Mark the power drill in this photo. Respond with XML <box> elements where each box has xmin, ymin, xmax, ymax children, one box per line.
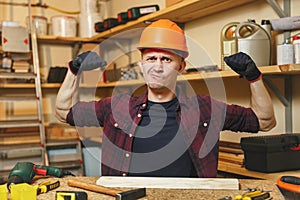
<box><xmin>7</xmin><ymin>162</ymin><xmax>74</xmax><ymax>190</ymax></box>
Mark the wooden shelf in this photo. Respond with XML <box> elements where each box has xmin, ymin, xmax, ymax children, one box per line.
<box><xmin>1</xmin><ymin>65</ymin><xmax>299</xmax><ymax>89</ymax></box>
<box><xmin>35</xmin><ymin>0</ymin><xmax>258</xmax><ymax>44</ymax></box>
<box><xmin>90</xmin><ymin>0</ymin><xmax>258</xmax><ymax>40</ymax></box>
<box><xmin>37</xmin><ymin>35</ymin><xmax>101</xmax><ymax>45</ymax></box>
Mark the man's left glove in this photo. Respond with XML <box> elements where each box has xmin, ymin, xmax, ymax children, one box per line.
<box><xmin>224</xmin><ymin>52</ymin><xmax>262</xmax><ymax>82</ymax></box>
<box><xmin>69</xmin><ymin>51</ymin><xmax>107</xmax><ymax>75</ymax></box>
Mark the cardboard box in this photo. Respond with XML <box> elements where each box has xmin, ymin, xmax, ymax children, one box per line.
<box><xmin>166</xmin><ymin>0</ymin><xmax>184</xmax><ymax>7</ymax></box>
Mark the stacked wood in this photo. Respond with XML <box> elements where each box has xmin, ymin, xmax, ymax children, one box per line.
<box><xmin>218</xmin><ymin>141</ymin><xmax>245</xmax><ymax>170</ymax></box>
<box><xmin>0</xmin><ymin>127</ymin><xmax>40</xmax><ymax>145</ymax></box>
<box><xmin>46</xmin><ymin>123</ymin><xmax>78</xmax><ymax>142</ymax></box>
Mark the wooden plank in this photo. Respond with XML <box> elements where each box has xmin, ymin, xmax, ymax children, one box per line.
<box><xmin>96</xmin><ymin>176</ymin><xmax>239</xmax><ymax>190</ymax></box>
<box><xmin>219</xmin><ymin>152</ymin><xmax>244</xmax><ymax>165</ymax></box>
<box><xmin>0</xmin><ymin>136</ymin><xmax>40</xmax><ymax>145</ymax></box>
<box><xmin>219</xmin><ymin>141</ymin><xmax>242</xmax><ymax>149</ymax></box>
<box><xmin>0</xmin><ymin>126</ymin><xmax>39</xmax><ymax>134</ymax></box>
<box><xmin>217</xmin><ymin>160</ymin><xmax>300</xmax><ymax>181</ymax></box>
<box><xmin>219</xmin><ymin>146</ymin><xmax>244</xmax><ymax>155</ymax></box>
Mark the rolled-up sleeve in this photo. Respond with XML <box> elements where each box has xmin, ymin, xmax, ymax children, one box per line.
<box><xmin>223</xmin><ymin>104</ymin><xmax>259</xmax><ymax>133</ymax></box>
<box><xmin>66</xmin><ymin>99</ymin><xmax>110</xmax><ymax>127</ymax></box>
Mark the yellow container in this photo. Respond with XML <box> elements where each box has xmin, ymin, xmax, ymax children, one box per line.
<box><xmin>0</xmin><ymin>184</ymin><xmax>8</xmax><ymax>200</ymax></box>
<box><xmin>11</xmin><ymin>183</ymin><xmax>36</xmax><ymax>200</ymax></box>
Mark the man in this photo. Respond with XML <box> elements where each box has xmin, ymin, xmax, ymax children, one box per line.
<box><xmin>56</xmin><ymin>19</ymin><xmax>276</xmax><ymax>177</ymax></box>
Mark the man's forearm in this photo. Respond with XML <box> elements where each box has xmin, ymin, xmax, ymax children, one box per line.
<box><xmin>250</xmin><ymin>78</ymin><xmax>276</xmax><ymax>131</ymax></box>
<box><xmin>55</xmin><ymin>70</ymin><xmax>80</xmax><ymax>122</ymax></box>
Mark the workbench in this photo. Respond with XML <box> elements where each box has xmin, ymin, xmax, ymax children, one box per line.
<box><xmin>32</xmin><ymin>176</ymin><xmax>283</xmax><ymax>200</ymax></box>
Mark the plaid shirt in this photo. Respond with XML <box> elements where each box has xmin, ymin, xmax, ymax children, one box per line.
<box><xmin>67</xmin><ymin>89</ymin><xmax>259</xmax><ymax>177</ymax></box>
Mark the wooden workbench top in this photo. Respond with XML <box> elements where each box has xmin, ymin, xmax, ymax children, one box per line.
<box><xmin>32</xmin><ymin>176</ymin><xmax>283</xmax><ymax>200</ymax></box>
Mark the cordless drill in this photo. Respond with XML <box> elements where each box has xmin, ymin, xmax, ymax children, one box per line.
<box><xmin>7</xmin><ymin>162</ymin><xmax>74</xmax><ymax>190</ymax></box>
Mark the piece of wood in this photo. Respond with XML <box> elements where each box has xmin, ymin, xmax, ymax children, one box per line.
<box><xmin>0</xmin><ymin>135</ymin><xmax>40</xmax><ymax>145</ymax></box>
<box><xmin>219</xmin><ymin>146</ymin><xmax>244</xmax><ymax>155</ymax></box>
<box><xmin>218</xmin><ymin>152</ymin><xmax>244</xmax><ymax>165</ymax></box>
<box><xmin>68</xmin><ymin>179</ymin><xmax>123</xmax><ymax>196</ymax></box>
<box><xmin>96</xmin><ymin>176</ymin><xmax>239</xmax><ymax>190</ymax></box>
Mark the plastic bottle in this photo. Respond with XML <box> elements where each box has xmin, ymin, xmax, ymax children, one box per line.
<box><xmin>220</xmin><ymin>22</ymin><xmax>239</xmax><ymax>70</ymax></box>
<box><xmin>261</xmin><ymin>19</ymin><xmax>272</xmax><ymax>39</ymax></box>
<box><xmin>235</xmin><ymin>20</ymin><xmax>271</xmax><ymax>66</ymax></box>
<box><xmin>293</xmin><ymin>35</ymin><xmax>300</xmax><ymax>64</ymax></box>
<box><xmin>277</xmin><ymin>39</ymin><xmax>294</xmax><ymax>65</ymax></box>
<box><xmin>2</xmin><ymin>52</ymin><xmax>13</xmax><ymax>72</ymax></box>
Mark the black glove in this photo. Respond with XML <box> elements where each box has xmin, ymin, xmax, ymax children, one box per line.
<box><xmin>69</xmin><ymin>51</ymin><xmax>107</xmax><ymax>75</ymax></box>
<box><xmin>224</xmin><ymin>52</ymin><xmax>261</xmax><ymax>82</ymax></box>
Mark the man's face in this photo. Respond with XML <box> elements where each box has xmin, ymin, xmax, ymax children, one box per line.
<box><xmin>140</xmin><ymin>48</ymin><xmax>185</xmax><ymax>90</ymax></box>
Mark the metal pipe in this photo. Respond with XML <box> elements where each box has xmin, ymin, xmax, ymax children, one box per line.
<box><xmin>266</xmin><ymin>0</ymin><xmax>286</xmax><ymax>18</ymax></box>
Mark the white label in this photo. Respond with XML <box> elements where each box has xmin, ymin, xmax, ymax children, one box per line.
<box><xmin>140</xmin><ymin>7</ymin><xmax>157</xmax><ymax>14</ymax></box>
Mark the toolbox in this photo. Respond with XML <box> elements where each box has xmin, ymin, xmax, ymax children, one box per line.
<box><xmin>240</xmin><ymin>133</ymin><xmax>300</xmax><ymax>173</ymax></box>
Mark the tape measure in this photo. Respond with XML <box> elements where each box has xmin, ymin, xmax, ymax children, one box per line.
<box><xmin>56</xmin><ymin>191</ymin><xmax>87</xmax><ymax>200</ymax></box>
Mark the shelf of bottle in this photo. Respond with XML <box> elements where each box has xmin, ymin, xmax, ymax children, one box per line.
<box><xmin>0</xmin><ymin>65</ymin><xmax>299</xmax><ymax>89</ymax></box>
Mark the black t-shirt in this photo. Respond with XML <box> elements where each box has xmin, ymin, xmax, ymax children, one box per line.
<box><xmin>128</xmin><ymin>98</ymin><xmax>197</xmax><ymax>177</ymax></box>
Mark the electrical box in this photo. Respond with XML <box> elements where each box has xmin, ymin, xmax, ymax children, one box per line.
<box><xmin>1</xmin><ymin>26</ymin><xmax>30</xmax><ymax>53</ymax></box>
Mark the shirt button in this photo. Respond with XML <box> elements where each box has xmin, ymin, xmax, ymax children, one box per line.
<box><xmin>203</xmin><ymin>122</ymin><xmax>208</xmax><ymax>127</ymax></box>
<box><xmin>129</xmin><ymin>134</ymin><xmax>133</xmax><ymax>137</ymax></box>
<box><xmin>137</xmin><ymin>113</ymin><xmax>142</xmax><ymax>118</ymax></box>
<box><xmin>114</xmin><ymin>123</ymin><xmax>118</xmax><ymax>127</ymax></box>
<box><xmin>122</xmin><ymin>173</ymin><xmax>127</xmax><ymax>176</ymax></box>
<box><xmin>125</xmin><ymin>153</ymin><xmax>130</xmax><ymax>157</ymax></box>
<box><xmin>142</xmin><ymin>103</ymin><xmax>146</xmax><ymax>107</ymax></box>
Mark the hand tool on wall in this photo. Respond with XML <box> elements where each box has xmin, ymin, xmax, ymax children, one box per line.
<box><xmin>7</xmin><ymin>162</ymin><xmax>74</xmax><ymax>190</ymax></box>
<box><xmin>68</xmin><ymin>179</ymin><xmax>146</xmax><ymax>200</ymax></box>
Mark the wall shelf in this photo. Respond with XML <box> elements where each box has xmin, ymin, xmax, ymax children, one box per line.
<box><xmin>1</xmin><ymin>65</ymin><xmax>299</xmax><ymax>89</ymax></box>
<box><xmin>33</xmin><ymin>0</ymin><xmax>258</xmax><ymax>44</ymax></box>
<box><xmin>90</xmin><ymin>0</ymin><xmax>259</xmax><ymax>40</ymax></box>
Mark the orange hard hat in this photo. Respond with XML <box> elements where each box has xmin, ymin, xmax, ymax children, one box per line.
<box><xmin>137</xmin><ymin>19</ymin><xmax>189</xmax><ymax>58</ymax></box>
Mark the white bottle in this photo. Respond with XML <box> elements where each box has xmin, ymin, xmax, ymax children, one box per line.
<box><xmin>293</xmin><ymin>36</ymin><xmax>300</xmax><ymax>64</ymax></box>
<box><xmin>277</xmin><ymin>39</ymin><xmax>294</xmax><ymax>65</ymax></box>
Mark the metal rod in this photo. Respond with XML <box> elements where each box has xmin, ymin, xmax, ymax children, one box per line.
<box><xmin>285</xmin><ymin>76</ymin><xmax>293</xmax><ymax>133</ymax></box>
<box><xmin>0</xmin><ymin>1</ymin><xmax>45</xmax><ymax>7</ymax></box>
<box><xmin>265</xmin><ymin>0</ymin><xmax>286</xmax><ymax>18</ymax></box>
<box><xmin>283</xmin><ymin>0</ymin><xmax>291</xmax><ymax>41</ymax></box>
<box><xmin>263</xmin><ymin>76</ymin><xmax>289</xmax><ymax>106</ymax></box>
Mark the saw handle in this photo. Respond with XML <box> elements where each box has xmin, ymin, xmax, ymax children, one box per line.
<box><xmin>67</xmin><ymin>179</ymin><xmax>123</xmax><ymax>197</ymax></box>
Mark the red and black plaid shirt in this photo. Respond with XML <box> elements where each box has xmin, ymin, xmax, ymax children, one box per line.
<box><xmin>67</xmin><ymin>89</ymin><xmax>259</xmax><ymax>177</ymax></box>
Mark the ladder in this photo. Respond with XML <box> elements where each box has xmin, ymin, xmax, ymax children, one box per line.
<box><xmin>0</xmin><ymin>3</ymin><xmax>46</xmax><ymax>174</ymax></box>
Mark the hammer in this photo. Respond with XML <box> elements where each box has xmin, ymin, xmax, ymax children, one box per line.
<box><xmin>67</xmin><ymin>179</ymin><xmax>146</xmax><ymax>200</ymax></box>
